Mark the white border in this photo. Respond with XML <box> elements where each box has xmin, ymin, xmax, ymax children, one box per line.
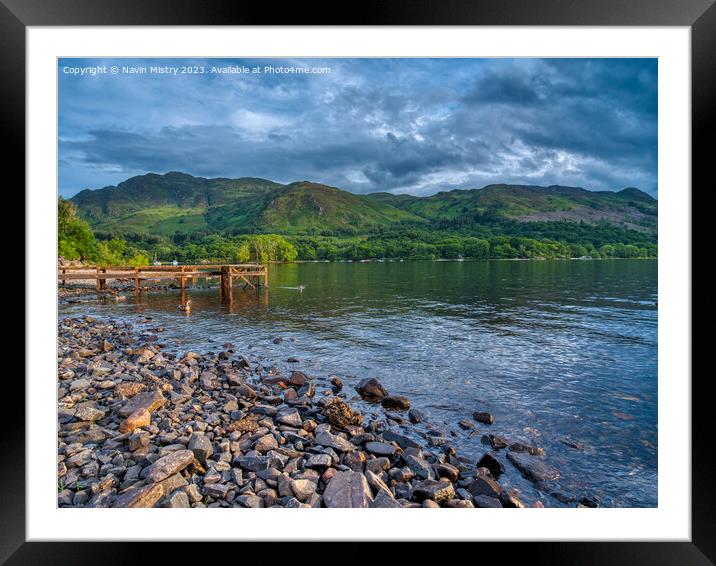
<box><xmin>27</xmin><ymin>26</ymin><xmax>691</xmax><ymax>541</ymax></box>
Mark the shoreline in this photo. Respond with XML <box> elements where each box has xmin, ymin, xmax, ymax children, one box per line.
<box><xmin>57</xmin><ymin>315</ymin><xmax>594</xmax><ymax>509</ymax></box>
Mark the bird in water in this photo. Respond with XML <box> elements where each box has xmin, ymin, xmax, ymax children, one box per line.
<box><xmin>297</xmin><ymin>285</ymin><xmax>305</xmax><ymax>292</ymax></box>
<box><xmin>178</xmin><ymin>299</ymin><xmax>192</xmax><ymax>312</ymax></box>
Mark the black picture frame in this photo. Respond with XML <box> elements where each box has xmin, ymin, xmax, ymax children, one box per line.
<box><xmin>6</xmin><ymin>0</ymin><xmax>707</xmax><ymax>561</ymax></box>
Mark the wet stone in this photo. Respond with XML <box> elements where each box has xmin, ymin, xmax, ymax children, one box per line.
<box><xmin>481</xmin><ymin>433</ymin><xmax>509</xmax><ymax>450</ymax></box>
<box><xmin>355</xmin><ymin>378</ymin><xmax>388</xmax><ymax>400</ymax></box>
<box><xmin>476</xmin><ymin>453</ymin><xmax>505</xmax><ymax>478</ymax></box>
<box><xmin>473</xmin><ymin>411</ymin><xmax>494</xmax><ymax>425</ymax></box>
<box><xmin>381</xmin><ymin>396</ymin><xmax>411</xmax><ymax>410</ymax></box>
<box><xmin>404</xmin><ymin>454</ymin><xmax>434</xmax><ymax>480</ymax></box>
<box><xmin>467</xmin><ymin>468</ymin><xmax>502</xmax><ymax>499</ymax></box>
<box><xmin>507</xmin><ymin>451</ymin><xmax>560</xmax><ymax>483</ymax></box>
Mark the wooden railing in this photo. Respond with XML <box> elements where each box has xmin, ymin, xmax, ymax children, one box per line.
<box><xmin>58</xmin><ymin>263</ymin><xmax>268</xmax><ymax>292</ymax></box>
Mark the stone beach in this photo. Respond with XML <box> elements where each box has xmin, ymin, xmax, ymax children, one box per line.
<box><xmin>57</xmin><ymin>314</ymin><xmax>588</xmax><ymax>509</ymax></box>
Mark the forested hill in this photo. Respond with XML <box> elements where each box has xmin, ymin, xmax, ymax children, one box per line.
<box><xmin>71</xmin><ymin>172</ymin><xmax>657</xmax><ymax>238</ymax></box>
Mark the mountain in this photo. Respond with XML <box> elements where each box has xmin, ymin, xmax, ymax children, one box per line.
<box><xmin>368</xmin><ymin>184</ymin><xmax>656</xmax><ymax>232</ymax></box>
<box><xmin>71</xmin><ymin>172</ymin><xmax>656</xmax><ymax>237</ymax></box>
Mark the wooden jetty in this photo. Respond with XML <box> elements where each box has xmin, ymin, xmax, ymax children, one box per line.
<box><xmin>58</xmin><ymin>264</ymin><xmax>268</xmax><ymax>294</ymax></box>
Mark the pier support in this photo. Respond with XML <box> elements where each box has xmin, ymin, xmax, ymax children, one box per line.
<box><xmin>220</xmin><ymin>266</ymin><xmax>231</xmax><ymax>302</ymax></box>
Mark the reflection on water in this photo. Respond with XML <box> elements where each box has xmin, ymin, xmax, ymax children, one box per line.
<box><xmin>60</xmin><ymin>259</ymin><xmax>658</xmax><ymax>507</ymax></box>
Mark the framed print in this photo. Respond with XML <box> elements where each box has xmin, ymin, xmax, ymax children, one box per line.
<box><xmin>6</xmin><ymin>0</ymin><xmax>709</xmax><ymax>561</ymax></box>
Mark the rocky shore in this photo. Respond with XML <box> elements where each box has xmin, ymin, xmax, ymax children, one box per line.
<box><xmin>58</xmin><ymin>315</ymin><xmax>593</xmax><ymax>509</ymax></box>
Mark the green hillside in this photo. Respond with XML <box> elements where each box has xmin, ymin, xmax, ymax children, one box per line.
<box><xmin>368</xmin><ymin>184</ymin><xmax>657</xmax><ymax>232</ymax></box>
<box><xmin>258</xmin><ymin>182</ymin><xmax>423</xmax><ymax>234</ymax></box>
<box><xmin>71</xmin><ymin>172</ymin><xmax>657</xmax><ymax>238</ymax></box>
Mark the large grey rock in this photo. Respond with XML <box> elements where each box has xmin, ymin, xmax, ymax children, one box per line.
<box><xmin>118</xmin><ymin>389</ymin><xmax>166</xmax><ymax>417</ymax></box>
<box><xmin>481</xmin><ymin>433</ymin><xmax>509</xmax><ymax>450</ymax></box>
<box><xmin>255</xmin><ymin>433</ymin><xmax>279</xmax><ymax>453</ymax></box>
<box><xmin>371</xmin><ymin>489</ymin><xmax>402</xmax><ymax>508</ymax></box>
<box><xmin>315</xmin><ymin>431</ymin><xmax>356</xmax><ymax>453</ymax></box>
<box><xmin>305</xmin><ymin>453</ymin><xmax>332</xmax><ymax>471</ymax></box>
<box><xmin>291</xmin><ymin>479</ymin><xmax>317</xmax><ymax>502</ymax></box>
<box><xmin>473</xmin><ymin>494</ymin><xmax>503</xmax><ymax>508</ymax></box>
<box><xmin>162</xmin><ymin>490</ymin><xmax>190</xmax><ymax>508</ymax></box>
<box><xmin>187</xmin><ymin>433</ymin><xmax>213</xmax><ymax>466</ymax></box>
<box><xmin>113</xmin><ymin>483</ymin><xmax>164</xmax><ymax>508</ymax></box>
<box><xmin>476</xmin><ymin>453</ymin><xmax>505</xmax><ymax>478</ymax></box>
<box><xmin>404</xmin><ymin>454</ymin><xmax>434</xmax><ymax>480</ymax></box>
<box><xmin>381</xmin><ymin>395</ymin><xmax>410</xmax><ymax>410</ymax></box>
<box><xmin>355</xmin><ymin>378</ymin><xmax>388</xmax><ymax>400</ymax></box>
<box><xmin>236</xmin><ymin>455</ymin><xmax>284</xmax><ymax>472</ymax></box>
<box><xmin>466</xmin><ymin>468</ymin><xmax>502</xmax><ymax>498</ymax></box>
<box><xmin>473</xmin><ymin>411</ymin><xmax>494</xmax><ymax>425</ymax></box>
<box><xmin>507</xmin><ymin>451</ymin><xmax>560</xmax><ymax>483</ymax></box>
<box><xmin>413</xmin><ymin>479</ymin><xmax>455</xmax><ymax>503</ymax></box>
<box><xmin>74</xmin><ymin>404</ymin><xmax>106</xmax><ymax>422</ymax></box>
<box><xmin>323</xmin><ymin>471</ymin><xmax>373</xmax><ymax>508</ymax></box>
<box><xmin>276</xmin><ymin>408</ymin><xmax>302</xmax><ymax>428</ymax></box>
<box><xmin>365</xmin><ymin>441</ymin><xmax>397</xmax><ymax>456</ymax></box>
<box><xmin>383</xmin><ymin>430</ymin><xmax>421</xmax><ymax>450</ymax></box>
<box><xmin>147</xmin><ymin>450</ymin><xmax>195</xmax><ymax>483</ymax></box>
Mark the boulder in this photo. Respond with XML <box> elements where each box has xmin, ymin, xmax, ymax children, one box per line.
<box><xmin>365</xmin><ymin>441</ymin><xmax>398</xmax><ymax>457</ymax></box>
<box><xmin>289</xmin><ymin>371</ymin><xmax>309</xmax><ymax>387</ymax></box>
<box><xmin>322</xmin><ymin>398</ymin><xmax>363</xmax><ymax>428</ymax></box>
<box><xmin>118</xmin><ymin>389</ymin><xmax>166</xmax><ymax>417</ymax></box>
<box><xmin>473</xmin><ymin>411</ymin><xmax>494</xmax><ymax>425</ymax></box>
<box><xmin>473</xmin><ymin>494</ymin><xmax>503</xmax><ymax>508</ymax></box>
<box><xmin>507</xmin><ymin>451</ymin><xmax>560</xmax><ymax>483</ymax></box>
<box><xmin>114</xmin><ymin>382</ymin><xmax>146</xmax><ymax>398</ymax></box>
<box><xmin>276</xmin><ymin>408</ymin><xmax>303</xmax><ymax>428</ymax></box>
<box><xmin>509</xmin><ymin>442</ymin><xmax>545</xmax><ymax>456</ymax></box>
<box><xmin>382</xmin><ymin>430</ymin><xmax>421</xmax><ymax>450</ymax></box>
<box><xmin>323</xmin><ymin>471</ymin><xmax>373</xmax><ymax>508</ymax></box>
<box><xmin>381</xmin><ymin>396</ymin><xmax>410</xmax><ymax>410</ymax></box>
<box><xmin>355</xmin><ymin>378</ymin><xmax>388</xmax><ymax>400</ymax></box>
<box><xmin>74</xmin><ymin>404</ymin><xmax>106</xmax><ymax>422</ymax></box>
<box><xmin>147</xmin><ymin>450</ymin><xmax>195</xmax><ymax>483</ymax></box>
<box><xmin>119</xmin><ymin>408</ymin><xmax>151</xmax><ymax>434</ymax></box>
<box><xmin>413</xmin><ymin>479</ymin><xmax>455</xmax><ymax>503</ymax></box>
<box><xmin>113</xmin><ymin>483</ymin><xmax>164</xmax><ymax>508</ymax></box>
<box><xmin>476</xmin><ymin>453</ymin><xmax>505</xmax><ymax>478</ymax></box>
<box><xmin>481</xmin><ymin>433</ymin><xmax>508</xmax><ymax>450</ymax></box>
<box><xmin>187</xmin><ymin>433</ymin><xmax>213</xmax><ymax>466</ymax></box>
<box><xmin>371</xmin><ymin>489</ymin><xmax>402</xmax><ymax>508</ymax></box>
<box><xmin>466</xmin><ymin>468</ymin><xmax>502</xmax><ymax>499</ymax></box>
<box><xmin>315</xmin><ymin>430</ymin><xmax>356</xmax><ymax>453</ymax></box>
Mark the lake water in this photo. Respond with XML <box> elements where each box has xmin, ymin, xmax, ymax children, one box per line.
<box><xmin>59</xmin><ymin>259</ymin><xmax>658</xmax><ymax>507</ymax></box>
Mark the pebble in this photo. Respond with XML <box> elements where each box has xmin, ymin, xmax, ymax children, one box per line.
<box><xmin>56</xmin><ymin>316</ymin><xmax>562</xmax><ymax>510</ymax></box>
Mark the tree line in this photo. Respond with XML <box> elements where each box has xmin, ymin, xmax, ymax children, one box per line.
<box><xmin>59</xmin><ymin>198</ymin><xmax>657</xmax><ymax>265</ymax></box>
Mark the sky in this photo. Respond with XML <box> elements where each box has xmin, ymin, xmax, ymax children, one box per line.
<box><xmin>58</xmin><ymin>58</ymin><xmax>657</xmax><ymax>198</ymax></box>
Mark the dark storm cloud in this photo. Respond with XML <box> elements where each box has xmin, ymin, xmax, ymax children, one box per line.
<box><xmin>58</xmin><ymin>58</ymin><xmax>657</xmax><ymax>197</ymax></box>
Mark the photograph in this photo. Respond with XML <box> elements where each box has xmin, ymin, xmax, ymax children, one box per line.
<box><xmin>56</xmin><ymin>56</ymin><xmax>659</xmax><ymax>510</ymax></box>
